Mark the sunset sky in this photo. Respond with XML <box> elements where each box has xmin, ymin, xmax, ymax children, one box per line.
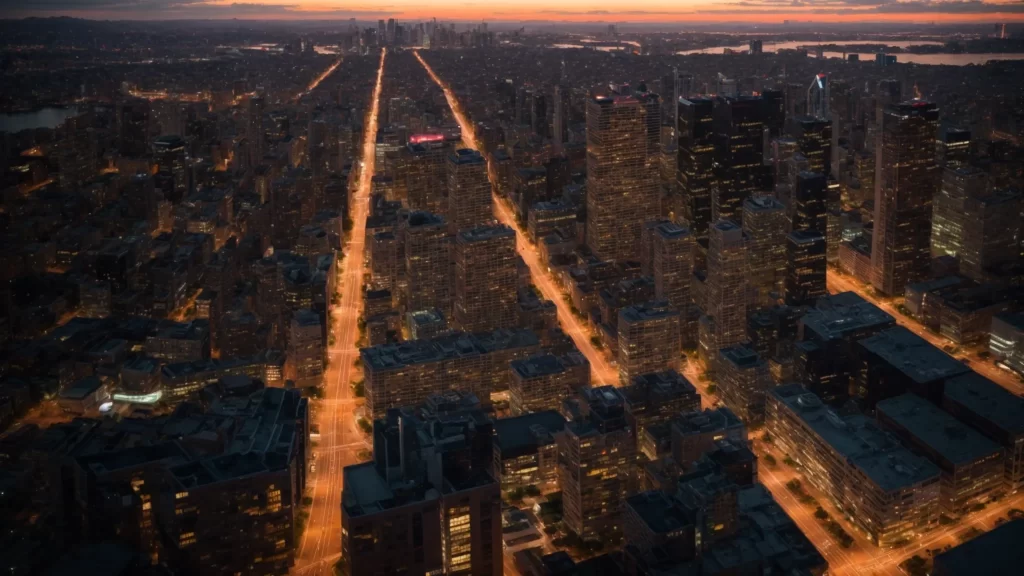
<box><xmin>3</xmin><ymin>0</ymin><xmax>1024</xmax><ymax>23</ymax></box>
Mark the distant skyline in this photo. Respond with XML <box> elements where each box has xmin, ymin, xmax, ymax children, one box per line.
<box><xmin>3</xmin><ymin>0</ymin><xmax>1024</xmax><ymax>24</ymax></box>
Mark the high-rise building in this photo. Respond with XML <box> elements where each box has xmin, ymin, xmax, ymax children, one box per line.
<box><xmin>712</xmin><ymin>96</ymin><xmax>769</xmax><ymax>225</ymax></box>
<box><xmin>785</xmin><ymin>230</ymin><xmax>827</xmax><ymax>306</ymax></box>
<box><xmin>454</xmin><ymin>225</ymin><xmax>518</xmax><ymax>333</ymax></box>
<box><xmin>248</xmin><ymin>95</ymin><xmax>265</xmax><ymax>165</ymax></box>
<box><xmin>586</xmin><ymin>95</ymin><xmax>660</xmax><ymax>261</ymax></box>
<box><xmin>617</xmin><ymin>301</ymin><xmax>682</xmax><ymax>386</ymax></box>
<box><xmin>806</xmin><ymin>73</ymin><xmax>829</xmax><ymax>119</ymax></box>
<box><xmin>742</xmin><ymin>196</ymin><xmax>787</xmax><ymax>309</ymax></box>
<box><xmin>791</xmin><ymin>170</ymin><xmax>828</xmax><ymax>234</ymax></box>
<box><xmin>509</xmin><ymin>352</ymin><xmax>589</xmax><ymax>415</ymax></box>
<box><xmin>447</xmin><ymin>149</ymin><xmax>493</xmax><ymax>232</ymax></box>
<box><xmin>871</xmin><ymin>101</ymin><xmax>940</xmax><ymax>296</ymax></box>
<box><xmin>717</xmin><ymin>345</ymin><xmax>773</xmax><ymax>426</ymax></box>
<box><xmin>936</xmin><ymin>126</ymin><xmax>971</xmax><ymax>169</ymax></box>
<box><xmin>152</xmin><ymin>135</ymin><xmax>189</xmax><ymax>200</ymax></box>
<box><xmin>676</xmin><ymin>97</ymin><xmax>716</xmax><ymax>236</ymax></box>
<box><xmin>557</xmin><ymin>386</ymin><xmax>635</xmax><ymax>543</ymax></box>
<box><xmin>652</xmin><ymin>222</ymin><xmax>694</xmax><ymax>313</ymax></box>
<box><xmin>341</xmin><ymin>393</ymin><xmax>501</xmax><ymax>576</ymax></box>
<box><xmin>402</xmin><ymin>137</ymin><xmax>449</xmax><ymax>216</ymax></box>
<box><xmin>621</xmin><ymin>370</ymin><xmax>701</xmax><ymax>455</ymax></box>
<box><xmin>701</xmin><ymin>220</ymin><xmax>748</xmax><ymax>362</ymax></box>
<box><xmin>288</xmin><ymin>309</ymin><xmax>324</xmax><ymax>388</ymax></box>
<box><xmin>401</xmin><ymin>211</ymin><xmax>452</xmax><ymax>316</ymax></box>
<box><xmin>791</xmin><ymin>116</ymin><xmax>832</xmax><ymax>177</ymax></box>
<box><xmin>960</xmin><ymin>187</ymin><xmax>1022</xmax><ymax>282</ymax></box>
<box><xmin>553</xmin><ymin>83</ymin><xmax>571</xmax><ymax>154</ymax></box>
<box><xmin>931</xmin><ymin>166</ymin><xmax>988</xmax><ymax>260</ymax></box>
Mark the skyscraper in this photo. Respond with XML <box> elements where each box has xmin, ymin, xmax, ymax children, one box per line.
<box><xmin>454</xmin><ymin>225</ymin><xmax>518</xmax><ymax>333</ymax></box>
<box><xmin>742</xmin><ymin>196</ymin><xmax>787</xmax><ymax>309</ymax></box>
<box><xmin>402</xmin><ymin>137</ymin><xmax>449</xmax><ymax>216</ymax></box>
<box><xmin>702</xmin><ymin>220</ymin><xmax>748</xmax><ymax>363</ymax></box>
<box><xmin>792</xmin><ymin>170</ymin><xmax>828</xmax><ymax>235</ymax></box>
<box><xmin>786</xmin><ymin>230</ymin><xmax>827</xmax><ymax>306</ymax></box>
<box><xmin>871</xmin><ymin>101</ymin><xmax>940</xmax><ymax>296</ymax></box>
<box><xmin>712</xmin><ymin>96</ymin><xmax>770</xmax><ymax>225</ymax></box>
<box><xmin>447</xmin><ymin>149</ymin><xmax>493</xmax><ymax>232</ymax></box>
<box><xmin>931</xmin><ymin>166</ymin><xmax>988</xmax><ymax>259</ymax></box>
<box><xmin>791</xmin><ymin>116</ymin><xmax>832</xmax><ymax>177</ymax></box>
<box><xmin>676</xmin><ymin>97</ymin><xmax>716</xmax><ymax>236</ymax></box>
<box><xmin>586</xmin><ymin>95</ymin><xmax>660</xmax><ymax>261</ymax></box>
<box><xmin>807</xmin><ymin>73</ymin><xmax>830</xmax><ymax>119</ymax></box>
<box><xmin>652</xmin><ymin>222</ymin><xmax>694</xmax><ymax>314</ymax></box>
<box><xmin>617</xmin><ymin>301</ymin><xmax>681</xmax><ymax>386</ymax></box>
<box><xmin>402</xmin><ymin>211</ymin><xmax>452</xmax><ymax>316</ymax></box>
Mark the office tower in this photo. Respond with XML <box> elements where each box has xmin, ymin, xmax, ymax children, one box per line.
<box><xmin>871</xmin><ymin>101</ymin><xmax>940</xmax><ymax>296</ymax></box>
<box><xmin>341</xmin><ymin>394</ymin><xmax>501</xmax><ymax>576</ymax></box>
<box><xmin>854</xmin><ymin>326</ymin><xmax>970</xmax><ymax>409</ymax></box>
<box><xmin>676</xmin><ymin>97</ymin><xmax>715</xmax><ymax>236</ymax></box>
<box><xmin>716</xmin><ymin>74</ymin><xmax>738</xmax><ymax>98</ymax></box>
<box><xmin>377</xmin><ymin>19</ymin><xmax>385</xmax><ymax>42</ymax></box>
<box><xmin>288</xmin><ymin>309</ymin><xmax>324</xmax><ymax>388</ymax></box>
<box><xmin>586</xmin><ymin>95</ymin><xmax>660</xmax><ymax>261</ymax></box>
<box><xmin>447</xmin><ymin>149</ymin><xmax>493</xmax><ymax>232</ymax></box>
<box><xmin>117</xmin><ymin>98</ymin><xmax>150</xmax><ymax>157</ymax></box>
<box><xmin>402</xmin><ymin>137</ymin><xmax>449</xmax><ymax>216</ymax></box>
<box><xmin>531</xmin><ymin>91</ymin><xmax>548</xmax><ymax>138</ymax></box>
<box><xmin>742</xmin><ymin>196</ymin><xmax>787</xmax><ymax>308</ymax></box>
<box><xmin>454</xmin><ymin>225</ymin><xmax>518</xmax><ymax>333</ymax></box>
<box><xmin>617</xmin><ymin>301</ymin><xmax>681</xmax><ymax>386</ymax></box>
<box><xmin>675</xmin><ymin>70</ymin><xmax>693</xmax><ymax>108</ymax></box>
<box><xmin>877</xmin><ymin>393</ymin><xmax>1004</xmax><ymax>514</ymax></box>
<box><xmin>557</xmin><ymin>386</ymin><xmax>635</xmax><ymax>543</ymax></box>
<box><xmin>749</xmin><ymin>39</ymin><xmax>763</xmax><ymax>54</ymax></box>
<box><xmin>368</xmin><ymin>231</ymin><xmax>399</xmax><ymax>291</ymax></box>
<box><xmin>875</xmin><ymin>79</ymin><xmax>902</xmax><ymax>125</ymax></box>
<box><xmin>791</xmin><ymin>116</ymin><xmax>832</xmax><ymax>176</ymax></box>
<box><xmin>386</xmin><ymin>18</ymin><xmax>395</xmax><ymax>43</ymax></box>
<box><xmin>931</xmin><ymin>166</ymin><xmax>988</xmax><ymax>259</ymax></box>
<box><xmin>553</xmin><ymin>84</ymin><xmax>570</xmax><ymax>154</ymax></box>
<box><xmin>936</xmin><ymin>126</ymin><xmax>971</xmax><ymax>169</ymax></box>
<box><xmin>401</xmin><ymin>211</ymin><xmax>452</xmax><ymax>316</ymax></box>
<box><xmin>712</xmin><ymin>96</ymin><xmax>769</xmax><ymax>225</ymax></box>
<box><xmin>248</xmin><ymin>95</ymin><xmax>265</xmax><ymax>165</ymax></box>
<box><xmin>766</xmin><ymin>384</ymin><xmax>940</xmax><ymax>547</ymax></box>
<box><xmin>509</xmin><ymin>353</ymin><xmax>589</xmax><ymax>415</ymax></box>
<box><xmin>702</xmin><ymin>220</ymin><xmax>747</xmax><ymax>360</ymax></box>
<box><xmin>791</xmin><ymin>171</ymin><xmax>828</xmax><ymax>234</ymax></box>
<box><xmin>785</xmin><ymin>230</ymin><xmax>827</xmax><ymax>306</ymax></box>
<box><xmin>637</xmin><ymin>90</ymin><xmax>662</xmax><ymax>159</ymax></box>
<box><xmin>717</xmin><ymin>345</ymin><xmax>772</xmax><ymax>426</ymax></box>
<box><xmin>960</xmin><ymin>187</ymin><xmax>1022</xmax><ymax>282</ymax></box>
<box><xmin>652</xmin><ymin>222</ymin><xmax>693</xmax><ymax>313</ymax></box>
<box><xmin>761</xmin><ymin>88</ymin><xmax>785</xmax><ymax>138</ymax></box>
<box><xmin>152</xmin><ymin>135</ymin><xmax>189</xmax><ymax>200</ymax></box>
<box><xmin>806</xmin><ymin>73</ymin><xmax>829</xmax><ymax>119</ymax></box>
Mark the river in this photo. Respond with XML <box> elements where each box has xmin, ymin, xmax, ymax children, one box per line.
<box><xmin>0</xmin><ymin>106</ymin><xmax>78</xmax><ymax>133</ymax></box>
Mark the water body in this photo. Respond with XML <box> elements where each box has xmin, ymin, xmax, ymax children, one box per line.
<box><xmin>676</xmin><ymin>41</ymin><xmax>1024</xmax><ymax>66</ymax></box>
<box><xmin>0</xmin><ymin>106</ymin><xmax>78</xmax><ymax>133</ymax></box>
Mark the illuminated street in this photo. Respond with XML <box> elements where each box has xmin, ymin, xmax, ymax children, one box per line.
<box><xmin>291</xmin><ymin>48</ymin><xmax>386</xmax><ymax>576</ymax></box>
<box><xmin>414</xmin><ymin>50</ymin><xmax>619</xmax><ymax>386</ymax></box>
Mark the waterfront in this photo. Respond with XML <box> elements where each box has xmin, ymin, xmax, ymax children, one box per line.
<box><xmin>677</xmin><ymin>41</ymin><xmax>1024</xmax><ymax>65</ymax></box>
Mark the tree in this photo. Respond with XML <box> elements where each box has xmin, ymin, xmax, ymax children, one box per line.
<box><xmin>357</xmin><ymin>418</ymin><xmax>372</xmax><ymax>434</ymax></box>
<box><xmin>814</xmin><ymin>507</ymin><xmax>829</xmax><ymax>520</ymax></box>
<box><xmin>524</xmin><ymin>485</ymin><xmax>541</xmax><ymax>497</ymax></box>
<box><xmin>900</xmin><ymin>555</ymin><xmax>929</xmax><ymax>576</ymax></box>
<box><xmin>352</xmin><ymin>379</ymin><xmax>365</xmax><ymax>397</ymax></box>
<box><xmin>763</xmin><ymin>454</ymin><xmax>777</xmax><ymax>467</ymax></box>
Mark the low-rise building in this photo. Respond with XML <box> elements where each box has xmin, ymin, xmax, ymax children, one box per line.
<box><xmin>766</xmin><ymin>384</ymin><xmax>940</xmax><ymax>547</ymax></box>
<box><xmin>943</xmin><ymin>372</ymin><xmax>1024</xmax><ymax>489</ymax></box>
<box><xmin>877</xmin><ymin>393</ymin><xmax>1004</xmax><ymax>514</ymax></box>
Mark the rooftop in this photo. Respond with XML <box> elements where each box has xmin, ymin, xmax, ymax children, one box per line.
<box><xmin>772</xmin><ymin>384</ymin><xmax>941</xmax><ymax>492</ymax></box>
<box><xmin>457</xmin><ymin>224</ymin><xmax>515</xmax><ymax>243</ymax></box>
<box><xmin>362</xmin><ymin>329</ymin><xmax>538</xmax><ymax>371</ymax></box>
<box><xmin>511</xmin><ymin>353</ymin><xmax>566</xmax><ymax>379</ymax></box>
<box><xmin>943</xmin><ymin>372</ymin><xmax>1024</xmax><ymax>438</ymax></box>
<box><xmin>857</xmin><ymin>327</ymin><xmax>970</xmax><ymax>384</ymax></box>
<box><xmin>449</xmin><ymin>148</ymin><xmax>485</xmax><ymax>165</ymax></box>
<box><xmin>493</xmin><ymin>410</ymin><xmax>567</xmax><ymax>458</ymax></box>
<box><xmin>619</xmin><ymin>301</ymin><xmax>679</xmax><ymax>324</ymax></box>
<box><xmin>877</xmin><ymin>393</ymin><xmax>1002</xmax><ymax>466</ymax></box>
<box><xmin>626</xmin><ymin>490</ymin><xmax>694</xmax><ymax>535</ymax></box>
<box><xmin>673</xmin><ymin>407</ymin><xmax>745</xmax><ymax>436</ymax></box>
<box><xmin>801</xmin><ymin>291</ymin><xmax>894</xmax><ymax>342</ymax></box>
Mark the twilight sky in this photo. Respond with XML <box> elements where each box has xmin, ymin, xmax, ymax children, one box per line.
<box><xmin>2</xmin><ymin>0</ymin><xmax>1024</xmax><ymax>23</ymax></box>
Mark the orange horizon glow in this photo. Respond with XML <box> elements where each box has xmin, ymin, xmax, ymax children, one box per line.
<box><xmin>17</xmin><ymin>0</ymin><xmax>1024</xmax><ymax>24</ymax></box>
